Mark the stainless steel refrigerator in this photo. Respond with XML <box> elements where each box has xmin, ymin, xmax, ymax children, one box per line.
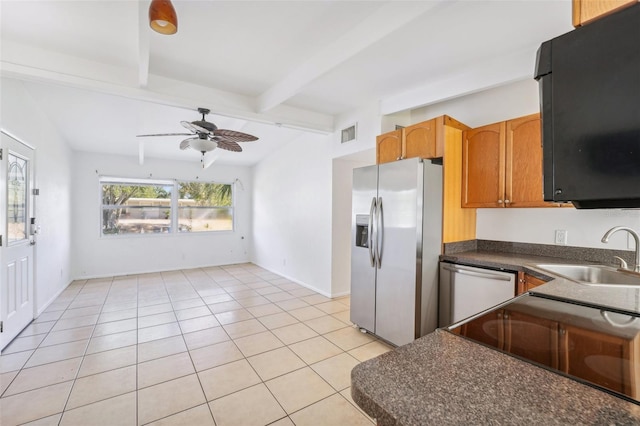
<box><xmin>350</xmin><ymin>157</ymin><xmax>442</xmax><ymax>347</ymax></box>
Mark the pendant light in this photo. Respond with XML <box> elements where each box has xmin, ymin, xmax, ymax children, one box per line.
<box><xmin>149</xmin><ymin>0</ymin><xmax>178</xmax><ymax>35</ymax></box>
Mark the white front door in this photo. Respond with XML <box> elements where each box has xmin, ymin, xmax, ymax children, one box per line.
<box><xmin>0</xmin><ymin>131</ymin><xmax>36</xmax><ymax>351</ymax></box>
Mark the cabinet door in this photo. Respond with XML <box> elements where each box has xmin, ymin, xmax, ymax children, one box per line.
<box><xmin>572</xmin><ymin>0</ymin><xmax>637</xmax><ymax>27</ymax></box>
<box><xmin>403</xmin><ymin>119</ymin><xmax>436</xmax><ymax>160</ymax></box>
<box><xmin>517</xmin><ymin>272</ymin><xmax>548</xmax><ymax>295</ymax></box>
<box><xmin>376</xmin><ymin>130</ymin><xmax>402</xmax><ymax>164</ymax></box>
<box><xmin>462</xmin><ymin>122</ymin><xmax>505</xmax><ymax>207</ymax></box>
<box><xmin>559</xmin><ymin>324</ymin><xmax>634</xmax><ymax>395</ymax></box>
<box><xmin>458</xmin><ymin>310</ymin><xmax>505</xmax><ymax>350</ymax></box>
<box><xmin>504</xmin><ymin>310</ymin><xmax>559</xmax><ymax>369</ymax></box>
<box><xmin>524</xmin><ymin>274</ymin><xmax>548</xmax><ymax>291</ymax></box>
<box><xmin>505</xmin><ymin>114</ymin><xmax>550</xmax><ymax>208</ymax></box>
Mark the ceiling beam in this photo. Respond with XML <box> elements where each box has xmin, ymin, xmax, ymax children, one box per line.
<box><xmin>0</xmin><ymin>40</ymin><xmax>334</xmax><ymax>134</ymax></box>
<box><xmin>379</xmin><ymin>46</ymin><xmax>538</xmax><ymax>115</ymax></box>
<box><xmin>138</xmin><ymin>0</ymin><xmax>150</xmax><ymax>88</ymax></box>
<box><xmin>256</xmin><ymin>0</ymin><xmax>454</xmax><ymax>113</ymax></box>
<box><xmin>203</xmin><ymin>149</ymin><xmax>223</xmax><ymax>169</ymax></box>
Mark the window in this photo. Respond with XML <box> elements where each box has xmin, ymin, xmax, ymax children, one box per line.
<box><xmin>178</xmin><ymin>182</ymin><xmax>233</xmax><ymax>232</ymax></box>
<box><xmin>100</xmin><ymin>177</ymin><xmax>233</xmax><ymax>236</ymax></box>
<box><xmin>101</xmin><ymin>179</ymin><xmax>173</xmax><ymax>235</ymax></box>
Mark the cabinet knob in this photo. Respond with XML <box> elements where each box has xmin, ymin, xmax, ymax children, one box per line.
<box><xmin>504</xmin><ymin>313</ymin><xmax>509</xmax><ymax>319</ymax></box>
<box><xmin>397</xmin><ymin>157</ymin><xmax>402</xmax><ymax>161</ymax></box>
<box><xmin>498</xmin><ymin>200</ymin><xmax>503</xmax><ymax>204</ymax></box>
<box><xmin>559</xmin><ymin>328</ymin><xmax>566</xmax><ymax>335</ymax></box>
<box><xmin>505</xmin><ymin>199</ymin><xmax>510</xmax><ymax>204</ymax></box>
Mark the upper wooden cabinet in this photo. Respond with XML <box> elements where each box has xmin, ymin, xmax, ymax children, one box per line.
<box><xmin>572</xmin><ymin>0</ymin><xmax>637</xmax><ymax>26</ymax></box>
<box><xmin>376</xmin><ymin>116</ymin><xmax>467</xmax><ymax>164</ymax></box>
<box><xmin>462</xmin><ymin>113</ymin><xmax>559</xmax><ymax>208</ymax></box>
<box><xmin>461</xmin><ymin>121</ymin><xmax>505</xmax><ymax>208</ymax></box>
<box><xmin>376</xmin><ymin>129</ymin><xmax>403</xmax><ymax>164</ymax></box>
<box><xmin>376</xmin><ymin>115</ymin><xmax>476</xmax><ymax>244</ymax></box>
<box><xmin>506</xmin><ymin>114</ymin><xmax>547</xmax><ymax>207</ymax></box>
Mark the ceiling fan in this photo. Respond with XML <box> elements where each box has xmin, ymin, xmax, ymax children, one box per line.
<box><xmin>136</xmin><ymin>107</ymin><xmax>258</xmax><ymax>158</ymax></box>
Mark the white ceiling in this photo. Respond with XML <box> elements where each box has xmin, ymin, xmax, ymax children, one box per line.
<box><xmin>0</xmin><ymin>0</ymin><xmax>573</xmax><ymax>166</ymax></box>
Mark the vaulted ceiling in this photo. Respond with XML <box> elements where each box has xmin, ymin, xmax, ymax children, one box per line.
<box><xmin>0</xmin><ymin>1</ymin><xmax>572</xmax><ymax>165</ymax></box>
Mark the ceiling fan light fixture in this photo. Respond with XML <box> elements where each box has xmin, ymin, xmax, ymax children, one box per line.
<box><xmin>149</xmin><ymin>0</ymin><xmax>177</xmax><ymax>35</ymax></box>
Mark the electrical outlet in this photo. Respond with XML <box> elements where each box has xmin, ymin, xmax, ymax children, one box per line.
<box><xmin>555</xmin><ymin>229</ymin><xmax>568</xmax><ymax>245</ymax></box>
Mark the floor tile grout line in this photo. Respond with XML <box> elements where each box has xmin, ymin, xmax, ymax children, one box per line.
<box><xmin>2</xmin><ymin>265</ymin><xmax>369</xmax><ymax>425</ymax></box>
<box><xmin>1</xmin><ymin>278</ymin><xmax>110</xmax><ymax>425</ymax></box>
<box><xmin>57</xmin><ymin>275</ymin><xmax>118</xmax><ymax>421</ymax></box>
<box><xmin>151</xmin><ymin>267</ymin><xmax>218</xmax><ymax>426</ymax></box>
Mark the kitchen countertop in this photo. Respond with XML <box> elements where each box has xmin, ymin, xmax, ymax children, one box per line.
<box><xmin>440</xmin><ymin>249</ymin><xmax>640</xmax><ymax>315</ymax></box>
<box><xmin>352</xmin><ymin>329</ymin><xmax>640</xmax><ymax>425</ymax></box>
<box><xmin>351</xmin><ymin>248</ymin><xmax>640</xmax><ymax>424</ymax></box>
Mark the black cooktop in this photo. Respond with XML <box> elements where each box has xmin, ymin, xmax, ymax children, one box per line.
<box><xmin>446</xmin><ymin>294</ymin><xmax>640</xmax><ymax>405</ymax></box>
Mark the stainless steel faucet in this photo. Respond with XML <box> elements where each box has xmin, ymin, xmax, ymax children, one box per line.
<box><xmin>601</xmin><ymin>226</ymin><xmax>640</xmax><ymax>273</ymax></box>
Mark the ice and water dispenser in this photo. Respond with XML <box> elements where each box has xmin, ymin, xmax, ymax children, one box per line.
<box><xmin>355</xmin><ymin>214</ymin><xmax>369</xmax><ymax>248</ymax></box>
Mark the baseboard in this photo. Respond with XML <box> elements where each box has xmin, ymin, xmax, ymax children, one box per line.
<box><xmin>72</xmin><ymin>260</ymin><xmax>252</xmax><ymax>281</ymax></box>
<box><xmin>250</xmin><ymin>262</ymin><xmax>350</xmax><ymax>299</ymax></box>
<box><xmin>331</xmin><ymin>290</ymin><xmax>351</xmax><ymax>298</ymax></box>
<box><xmin>36</xmin><ymin>279</ymin><xmax>73</xmax><ymax>316</ymax></box>
<box><xmin>70</xmin><ymin>261</ymin><xmax>351</xmax><ymax>300</ymax></box>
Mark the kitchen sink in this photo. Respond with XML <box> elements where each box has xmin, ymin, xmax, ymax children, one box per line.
<box><xmin>534</xmin><ymin>264</ymin><xmax>640</xmax><ymax>286</ymax></box>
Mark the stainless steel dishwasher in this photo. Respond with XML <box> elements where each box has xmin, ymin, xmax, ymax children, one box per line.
<box><xmin>439</xmin><ymin>262</ymin><xmax>516</xmax><ymax>327</ymax></box>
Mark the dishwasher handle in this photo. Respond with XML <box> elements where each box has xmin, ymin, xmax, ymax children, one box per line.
<box><xmin>441</xmin><ymin>264</ymin><xmax>513</xmax><ymax>282</ymax></box>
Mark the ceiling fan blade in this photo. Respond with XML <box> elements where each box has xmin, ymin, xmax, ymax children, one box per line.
<box><xmin>213</xmin><ymin>129</ymin><xmax>258</xmax><ymax>143</ymax></box>
<box><xmin>181</xmin><ymin>121</ymin><xmax>212</xmax><ymax>135</ymax></box>
<box><xmin>137</xmin><ymin>132</ymin><xmax>194</xmax><ymax>137</ymax></box>
<box><xmin>216</xmin><ymin>140</ymin><xmax>243</xmax><ymax>152</ymax></box>
<box><xmin>180</xmin><ymin>137</ymin><xmax>199</xmax><ymax>150</ymax></box>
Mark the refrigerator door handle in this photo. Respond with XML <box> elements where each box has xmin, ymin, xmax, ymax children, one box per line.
<box><xmin>368</xmin><ymin>197</ymin><xmax>377</xmax><ymax>267</ymax></box>
<box><xmin>376</xmin><ymin>197</ymin><xmax>384</xmax><ymax>269</ymax></box>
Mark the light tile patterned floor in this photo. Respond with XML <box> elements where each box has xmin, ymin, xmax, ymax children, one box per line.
<box><xmin>0</xmin><ymin>263</ymin><xmax>393</xmax><ymax>425</ymax></box>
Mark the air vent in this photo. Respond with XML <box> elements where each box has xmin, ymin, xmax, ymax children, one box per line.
<box><xmin>341</xmin><ymin>124</ymin><xmax>357</xmax><ymax>143</ymax></box>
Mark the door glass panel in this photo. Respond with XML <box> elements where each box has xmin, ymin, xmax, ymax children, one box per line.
<box><xmin>7</xmin><ymin>153</ymin><xmax>28</xmax><ymax>243</ymax></box>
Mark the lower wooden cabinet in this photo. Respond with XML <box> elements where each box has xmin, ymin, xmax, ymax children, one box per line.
<box><xmin>559</xmin><ymin>324</ymin><xmax>638</xmax><ymax>396</ymax></box>
<box><xmin>516</xmin><ymin>272</ymin><xmax>549</xmax><ymax>295</ymax></box>
<box><xmin>504</xmin><ymin>309</ymin><xmax>560</xmax><ymax>369</ymax></box>
<box><xmin>457</xmin><ymin>307</ymin><xmax>640</xmax><ymax>398</ymax></box>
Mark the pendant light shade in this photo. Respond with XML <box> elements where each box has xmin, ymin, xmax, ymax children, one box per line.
<box><xmin>149</xmin><ymin>0</ymin><xmax>177</xmax><ymax>35</ymax></box>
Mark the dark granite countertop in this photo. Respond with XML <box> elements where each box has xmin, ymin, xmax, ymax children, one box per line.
<box><xmin>351</xmin><ymin>330</ymin><xmax>640</xmax><ymax>425</ymax></box>
<box><xmin>351</xmin><ymin>241</ymin><xmax>640</xmax><ymax>424</ymax></box>
<box><xmin>440</xmin><ymin>250</ymin><xmax>575</xmax><ymax>278</ymax></box>
<box><xmin>440</xmin><ymin>249</ymin><xmax>640</xmax><ymax>315</ymax></box>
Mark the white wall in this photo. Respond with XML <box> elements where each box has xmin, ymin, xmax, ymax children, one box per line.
<box><xmin>1</xmin><ymin>78</ymin><xmax>73</xmax><ymax>313</ymax></box>
<box><xmin>409</xmin><ymin>78</ymin><xmax>640</xmax><ymax>250</ymax></box>
<box><xmin>331</xmin><ymin>156</ymin><xmax>373</xmax><ymax>296</ymax></box>
<box><xmin>410</xmin><ymin>78</ymin><xmax>540</xmax><ymax>128</ymax></box>
<box><xmin>331</xmin><ymin>103</ymin><xmax>380</xmax><ymax>159</ymax></box>
<box><xmin>252</xmin><ymin>133</ymin><xmax>333</xmax><ymax>295</ymax></box>
<box><xmin>72</xmin><ymin>152</ymin><xmax>252</xmax><ymax>278</ymax></box>
<box><xmin>476</xmin><ymin>209</ymin><xmax>640</xmax><ymax>250</ymax></box>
